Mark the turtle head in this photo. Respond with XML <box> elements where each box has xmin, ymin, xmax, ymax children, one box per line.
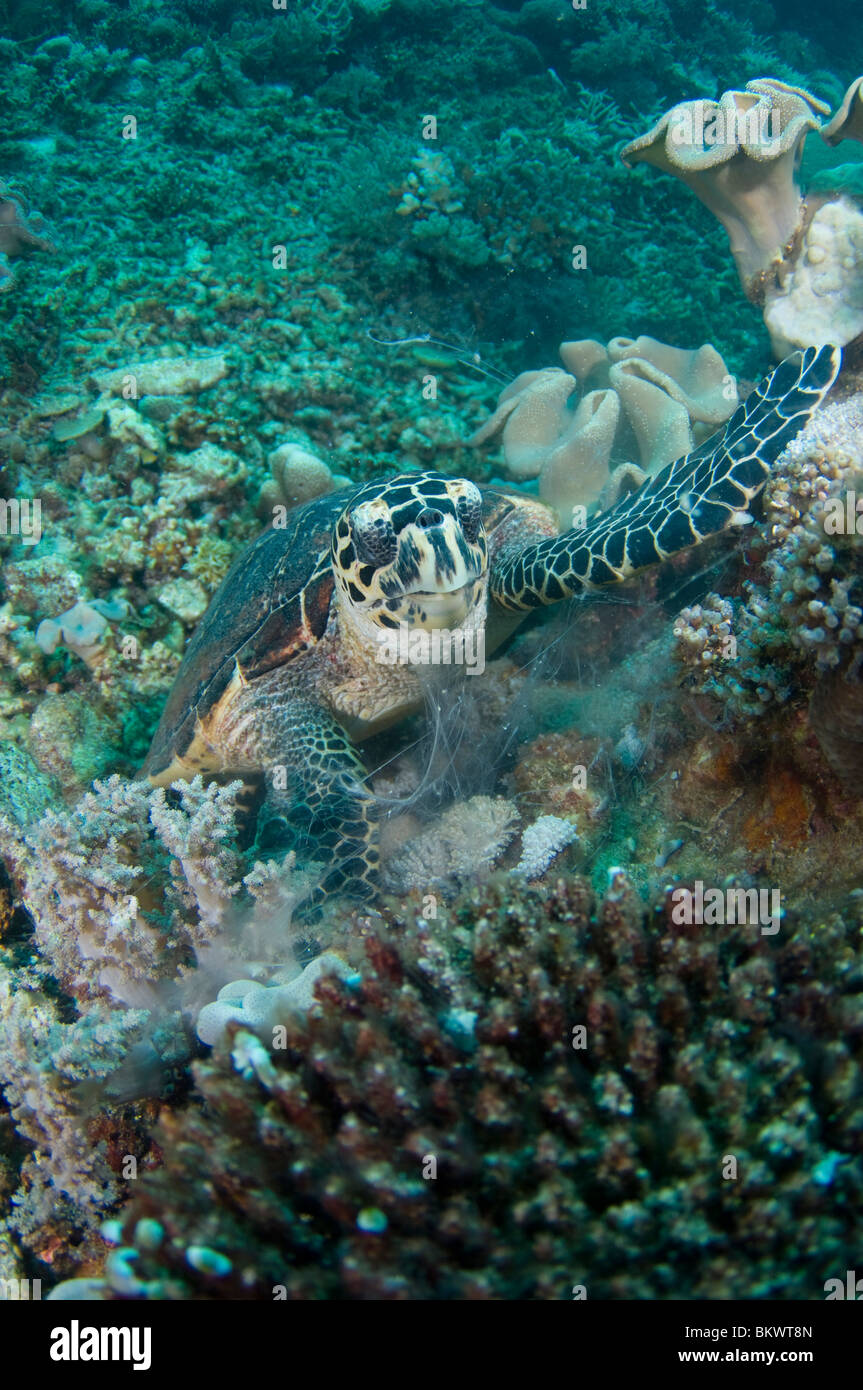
<box><xmin>331</xmin><ymin>472</ymin><xmax>488</xmax><ymax>642</ymax></box>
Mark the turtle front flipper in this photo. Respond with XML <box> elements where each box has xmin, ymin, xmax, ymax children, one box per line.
<box><xmin>238</xmin><ymin>693</ymin><xmax>379</xmax><ymax>903</ymax></box>
<box><xmin>491</xmin><ymin>344</ymin><xmax>842</xmax><ymax>612</ymax></box>
<box><xmin>288</xmin><ymin>707</ymin><xmax>379</xmax><ymax>902</ymax></box>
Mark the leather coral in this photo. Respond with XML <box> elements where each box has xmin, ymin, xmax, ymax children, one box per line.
<box><xmin>469</xmin><ymin>335</ymin><xmax>737</xmax><ymax>527</ymax></box>
<box><xmin>621</xmin><ymin>77</ymin><xmax>863</xmax><ymax>359</ymax></box>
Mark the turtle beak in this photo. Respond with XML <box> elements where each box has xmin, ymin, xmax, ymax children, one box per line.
<box><xmin>403</xmin><ymin>577</ymin><xmax>487</xmax><ymax>630</ymax></box>
<box><xmin>412</xmin><ymin>583</ymin><xmax>474</xmax><ymax>627</ymax></box>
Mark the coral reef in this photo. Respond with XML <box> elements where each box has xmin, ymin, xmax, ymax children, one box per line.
<box><xmin>670</xmin><ymin>386</ymin><xmax>863</xmax><ymax>728</ymax></box>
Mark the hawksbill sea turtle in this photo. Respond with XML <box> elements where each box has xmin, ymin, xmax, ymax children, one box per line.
<box><xmin>143</xmin><ymin>345</ymin><xmax>841</xmax><ymax>899</ymax></box>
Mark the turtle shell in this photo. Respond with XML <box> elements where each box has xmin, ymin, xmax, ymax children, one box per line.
<box><xmin>143</xmin><ymin>487</ymin><xmax>350</xmax><ymax>779</ymax></box>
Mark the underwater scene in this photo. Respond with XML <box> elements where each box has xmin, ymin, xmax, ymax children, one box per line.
<box><xmin>1</xmin><ymin>0</ymin><xmax>863</xmax><ymax>1317</ymax></box>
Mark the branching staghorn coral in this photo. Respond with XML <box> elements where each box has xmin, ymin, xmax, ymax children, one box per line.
<box><xmin>0</xmin><ymin>964</ymin><xmax>150</xmax><ymax>1239</ymax></box>
<box><xmin>0</xmin><ymin>775</ymin><xmax>242</xmax><ymax>1007</ymax></box>
<box><xmin>1</xmin><ymin>773</ymin><xmax>323</xmax><ymax>1008</ymax></box>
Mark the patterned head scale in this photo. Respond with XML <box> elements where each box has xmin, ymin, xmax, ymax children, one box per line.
<box><xmin>331</xmin><ymin>471</ymin><xmax>488</xmax><ymax>633</ymax></box>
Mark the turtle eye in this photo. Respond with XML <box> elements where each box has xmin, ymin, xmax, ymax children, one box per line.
<box><xmin>352</xmin><ymin>513</ymin><xmax>398</xmax><ymax>569</ymax></box>
<box><xmin>456</xmin><ymin>487</ymin><xmax>482</xmax><ymax>544</ymax></box>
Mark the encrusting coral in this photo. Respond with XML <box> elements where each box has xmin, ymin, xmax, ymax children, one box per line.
<box><xmin>763</xmin><ymin>196</ymin><xmax>863</xmax><ymax>361</ymax></box>
<box><xmin>0</xmin><ymin>741</ymin><xmax>58</xmax><ymax>827</ymax></box>
<box><xmin>88</xmin><ymin>354</ymin><xmax>230</xmax><ymax>399</ymax></box>
<box><xmin>809</xmin><ymin>662</ymin><xmax>863</xmax><ymax>788</ymax></box>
